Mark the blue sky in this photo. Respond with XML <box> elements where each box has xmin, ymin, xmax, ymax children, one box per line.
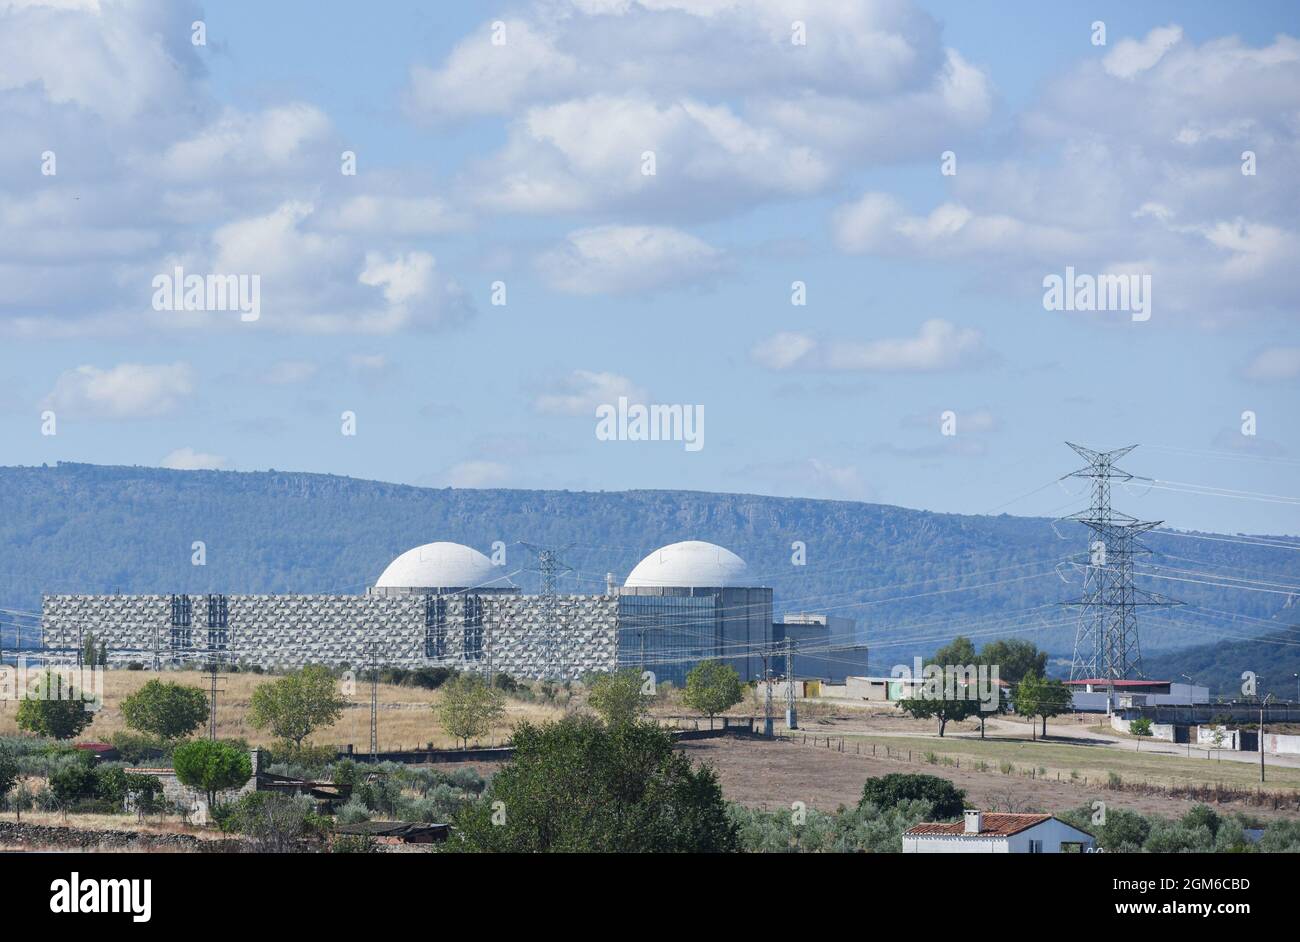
<box><xmin>1</xmin><ymin>0</ymin><xmax>1297</xmax><ymax>535</ymax></box>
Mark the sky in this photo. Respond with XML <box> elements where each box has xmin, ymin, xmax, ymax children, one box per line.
<box><xmin>1</xmin><ymin>0</ymin><xmax>1298</xmax><ymax>536</ymax></box>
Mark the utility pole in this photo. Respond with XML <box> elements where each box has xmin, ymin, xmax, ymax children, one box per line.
<box><xmin>205</xmin><ymin>656</ymin><xmax>226</xmax><ymax>740</ymax></box>
<box><xmin>785</xmin><ymin>639</ymin><xmax>797</xmax><ymax>730</ymax></box>
<box><xmin>1260</xmin><ymin>693</ymin><xmax>1273</xmax><ymax>782</ymax></box>
<box><xmin>761</xmin><ymin>649</ymin><xmax>773</xmax><ymax>737</ymax></box>
<box><xmin>1061</xmin><ymin>443</ymin><xmax>1178</xmax><ymax>712</ymax></box>
<box><xmin>364</xmin><ymin>641</ymin><xmax>380</xmax><ymax>761</ymax></box>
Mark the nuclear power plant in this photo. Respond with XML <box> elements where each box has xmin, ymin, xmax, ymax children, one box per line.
<box><xmin>40</xmin><ymin>539</ymin><xmax>867</xmax><ymax>683</ymax></box>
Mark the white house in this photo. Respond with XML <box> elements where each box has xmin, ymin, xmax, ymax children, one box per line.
<box><xmin>903</xmin><ymin>811</ymin><xmax>1095</xmax><ymax>853</ymax></box>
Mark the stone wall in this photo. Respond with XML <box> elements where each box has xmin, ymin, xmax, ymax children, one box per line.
<box><xmin>42</xmin><ymin>593</ymin><xmax>618</xmax><ymax>679</ymax></box>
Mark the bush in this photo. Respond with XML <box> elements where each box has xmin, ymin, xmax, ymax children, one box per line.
<box><xmin>451</xmin><ymin>717</ymin><xmax>738</xmax><ymax>853</ymax></box>
<box><xmin>1097</xmin><ymin>807</ymin><xmax>1151</xmax><ymax>851</ymax></box>
<box><xmin>331</xmin><ymin>833</ymin><xmax>379</xmax><ymax>854</ymax></box>
<box><xmin>109</xmin><ymin>731</ymin><xmax>166</xmax><ymax>765</ymax></box>
<box><xmin>727</xmin><ymin>799</ymin><xmax>936</xmax><ymax>853</ymax></box>
<box><xmin>859</xmin><ymin>774</ymin><xmax>966</xmax><ymax>819</ymax></box>
<box><xmin>335</xmin><ymin>797</ymin><xmax>372</xmax><ymax>825</ymax></box>
<box><xmin>225</xmin><ymin>792</ymin><xmax>327</xmax><ymax>852</ymax></box>
<box><xmin>49</xmin><ymin>755</ymin><xmax>99</xmax><ymax>805</ymax></box>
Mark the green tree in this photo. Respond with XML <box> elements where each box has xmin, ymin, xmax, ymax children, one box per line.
<box><xmin>859</xmin><ymin>773</ymin><xmax>966</xmax><ymax>819</ymax></box>
<box><xmin>1130</xmin><ymin>716</ymin><xmax>1153</xmax><ymax>751</ymax></box>
<box><xmin>451</xmin><ymin>716</ymin><xmax>738</xmax><ymax>852</ymax></box>
<box><xmin>120</xmin><ymin>679</ymin><xmax>209</xmax><ymax>744</ymax></box>
<box><xmin>978</xmin><ymin>639</ymin><xmax>1048</xmax><ymax>686</ymax></box>
<box><xmin>50</xmin><ymin>754</ymin><xmax>98</xmax><ymax>805</ymax></box>
<box><xmin>436</xmin><ymin>673</ymin><xmax>506</xmax><ymax>748</ymax></box>
<box><xmin>0</xmin><ymin>746</ymin><xmax>16</xmax><ymax>808</ymax></box>
<box><xmin>15</xmin><ymin>671</ymin><xmax>95</xmax><ymax>740</ymax></box>
<box><xmin>682</xmin><ymin>660</ymin><xmax>744</xmax><ymax>728</ymax></box>
<box><xmin>898</xmin><ymin>689</ymin><xmax>979</xmax><ymax>737</ymax></box>
<box><xmin>172</xmin><ymin>739</ymin><xmax>253</xmax><ymax>810</ymax></box>
<box><xmin>1013</xmin><ymin>672</ymin><xmax>1073</xmax><ymax>740</ymax></box>
<box><xmin>931</xmin><ymin>636</ymin><xmax>978</xmax><ymax>668</ymax></box>
<box><xmin>587</xmin><ymin>668</ymin><xmax>650</xmax><ymax>726</ymax></box>
<box><xmin>248</xmin><ymin>665</ymin><xmax>346</xmax><ymax>748</ymax></box>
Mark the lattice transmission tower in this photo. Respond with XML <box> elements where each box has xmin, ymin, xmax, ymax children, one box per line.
<box><xmin>1060</xmin><ymin>443</ymin><xmax>1177</xmax><ymax>691</ymax></box>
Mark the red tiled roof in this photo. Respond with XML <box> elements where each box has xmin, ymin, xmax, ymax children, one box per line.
<box><xmin>905</xmin><ymin>813</ymin><xmax>1052</xmax><ymax>837</ymax></box>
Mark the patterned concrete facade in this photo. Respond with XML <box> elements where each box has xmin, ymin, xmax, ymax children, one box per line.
<box><xmin>41</xmin><ymin>592</ymin><xmax>619</xmax><ymax>680</ymax></box>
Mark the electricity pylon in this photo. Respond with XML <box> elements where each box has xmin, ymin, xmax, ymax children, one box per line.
<box><xmin>1060</xmin><ymin>443</ymin><xmax>1177</xmax><ymax>701</ymax></box>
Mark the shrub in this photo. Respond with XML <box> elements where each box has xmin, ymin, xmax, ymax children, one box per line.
<box><xmin>109</xmin><ymin>731</ymin><xmax>166</xmax><ymax>765</ymax></box>
<box><xmin>859</xmin><ymin>774</ymin><xmax>966</xmax><ymax>819</ymax></box>
<box><xmin>451</xmin><ymin>717</ymin><xmax>738</xmax><ymax>853</ymax></box>
<box><xmin>226</xmin><ymin>792</ymin><xmax>327</xmax><ymax>852</ymax></box>
<box><xmin>335</xmin><ymin>797</ymin><xmax>372</xmax><ymax>825</ymax></box>
<box><xmin>49</xmin><ymin>755</ymin><xmax>98</xmax><ymax>805</ymax></box>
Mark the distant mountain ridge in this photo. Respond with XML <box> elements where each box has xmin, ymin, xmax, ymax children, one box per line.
<box><xmin>1</xmin><ymin>462</ymin><xmax>1296</xmax><ymax>667</ymax></box>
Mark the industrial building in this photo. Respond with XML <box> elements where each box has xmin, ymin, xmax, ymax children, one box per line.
<box><xmin>41</xmin><ymin>539</ymin><xmax>867</xmax><ymax>683</ymax></box>
<box><xmin>1066</xmin><ymin>678</ymin><xmax>1210</xmax><ymax>713</ymax></box>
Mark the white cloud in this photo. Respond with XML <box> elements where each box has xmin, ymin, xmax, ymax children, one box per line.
<box><xmin>320</xmin><ymin>195</ymin><xmax>465</xmax><ymax>236</ymax></box>
<box><xmin>43</xmin><ymin>362</ymin><xmax>194</xmax><ymax>418</ymax></box>
<box><xmin>534</xmin><ymin>369</ymin><xmax>647</xmax><ymax>415</ymax></box>
<box><xmin>445</xmin><ymin>460</ymin><xmax>511</xmax><ymax>488</ymax></box>
<box><xmin>1103</xmin><ymin>25</ymin><xmax>1183</xmax><ymax>79</ymax></box>
<box><xmin>159</xmin><ymin>104</ymin><xmax>332</xmax><ymax>179</ymax></box>
<box><xmin>829</xmin><ymin>30</ymin><xmax>1300</xmax><ymax>322</ymax></box>
<box><xmin>412</xmin><ymin>1</ymin><xmax>991</xmax><ymax>217</ymax></box>
<box><xmin>155</xmin><ymin>203</ymin><xmax>472</xmax><ymax>335</ymax></box>
<box><xmin>0</xmin><ymin>2</ymin><xmax>474</xmax><ymax>339</ymax></box>
<box><xmin>161</xmin><ymin>447</ymin><xmax>227</xmax><ymax>471</ymax></box>
<box><xmin>753</xmin><ymin>320</ymin><xmax>989</xmax><ymax>373</ymax></box>
<box><xmin>536</xmin><ymin>224</ymin><xmax>723</xmax><ymax>294</ymax></box>
<box><xmin>750</xmin><ymin>332</ymin><xmax>818</xmax><ymax>371</ymax></box>
<box><xmin>1243</xmin><ymin>347</ymin><xmax>1300</xmax><ymax>382</ymax></box>
<box><xmin>832</xmin><ymin>192</ymin><xmax>1082</xmax><ymax>259</ymax></box>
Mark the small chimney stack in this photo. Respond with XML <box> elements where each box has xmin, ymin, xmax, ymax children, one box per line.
<box><xmin>963</xmin><ymin>810</ymin><xmax>982</xmax><ymax>834</ymax></box>
<box><xmin>606</xmin><ymin>572</ymin><xmax>618</xmax><ymax>595</ymax></box>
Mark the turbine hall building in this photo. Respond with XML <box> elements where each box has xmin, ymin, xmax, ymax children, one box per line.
<box><xmin>41</xmin><ymin>539</ymin><xmax>865</xmax><ymax>683</ymax></box>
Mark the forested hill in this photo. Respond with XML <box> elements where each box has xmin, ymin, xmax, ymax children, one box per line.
<box><xmin>2</xmin><ymin>462</ymin><xmax>1296</xmax><ymax>666</ymax></box>
<box><xmin>1142</xmin><ymin>632</ymin><xmax>1300</xmax><ymax>700</ymax></box>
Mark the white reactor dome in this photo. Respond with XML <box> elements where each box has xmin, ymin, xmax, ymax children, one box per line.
<box><xmin>375</xmin><ymin>541</ymin><xmax>500</xmax><ymax>590</ymax></box>
<box><xmin>623</xmin><ymin>540</ymin><xmax>753</xmax><ymax>588</ymax></box>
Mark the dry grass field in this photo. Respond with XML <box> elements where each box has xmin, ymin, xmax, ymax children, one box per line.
<box><xmin>680</xmin><ymin>736</ymin><xmax>1300</xmax><ymax>821</ymax></box>
<box><xmin>0</xmin><ymin>670</ymin><xmax>565</xmax><ymax>750</ymax></box>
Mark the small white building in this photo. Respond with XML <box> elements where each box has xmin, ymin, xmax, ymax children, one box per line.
<box><xmin>903</xmin><ymin>811</ymin><xmax>1095</xmax><ymax>854</ymax></box>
